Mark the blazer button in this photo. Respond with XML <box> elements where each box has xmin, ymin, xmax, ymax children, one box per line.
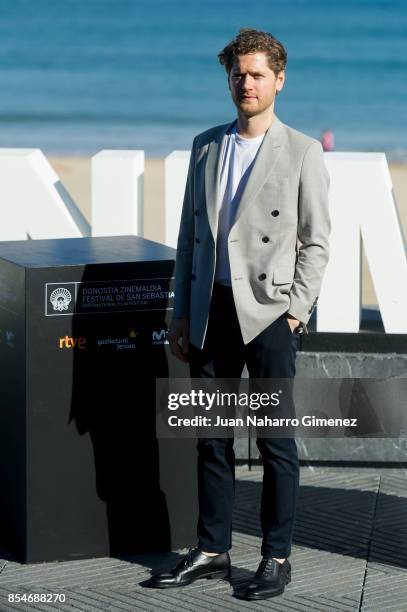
<box><xmin>195</xmin><ymin>237</ymin><xmax>200</xmax><ymax>243</ymax></box>
<box><xmin>271</xmin><ymin>210</ymin><xmax>279</xmax><ymax>217</ymax></box>
<box><xmin>191</xmin><ymin>274</ymin><xmax>196</xmax><ymax>281</ymax></box>
<box><xmin>258</xmin><ymin>273</ymin><xmax>267</xmax><ymax>281</ymax></box>
<box><xmin>262</xmin><ymin>236</ymin><xmax>270</xmax><ymax>243</ymax></box>
<box><xmin>194</xmin><ymin>210</ymin><xmax>199</xmax><ymax>216</ymax></box>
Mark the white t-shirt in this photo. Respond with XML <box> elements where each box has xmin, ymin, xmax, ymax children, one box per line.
<box><xmin>215</xmin><ymin>125</ymin><xmax>265</xmax><ymax>286</ymax></box>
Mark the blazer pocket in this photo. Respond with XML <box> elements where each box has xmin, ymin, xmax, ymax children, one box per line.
<box><xmin>273</xmin><ymin>266</ymin><xmax>294</xmax><ymax>285</ymax></box>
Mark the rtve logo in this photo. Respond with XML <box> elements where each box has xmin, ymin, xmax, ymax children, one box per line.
<box><xmin>59</xmin><ymin>336</ymin><xmax>87</xmax><ymax>350</ymax></box>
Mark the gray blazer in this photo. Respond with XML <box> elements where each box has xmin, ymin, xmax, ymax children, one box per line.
<box><xmin>173</xmin><ymin>115</ymin><xmax>331</xmax><ymax>349</ymax></box>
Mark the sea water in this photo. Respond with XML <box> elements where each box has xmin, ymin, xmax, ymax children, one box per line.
<box><xmin>0</xmin><ymin>0</ymin><xmax>406</xmax><ymax>158</ymax></box>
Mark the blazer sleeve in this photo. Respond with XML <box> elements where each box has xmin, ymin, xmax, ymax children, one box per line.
<box><xmin>288</xmin><ymin>140</ymin><xmax>331</xmax><ymax>324</ymax></box>
<box><xmin>172</xmin><ymin>137</ymin><xmax>197</xmax><ymax>318</ymax></box>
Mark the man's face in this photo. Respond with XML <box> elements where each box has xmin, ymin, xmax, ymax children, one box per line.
<box><xmin>228</xmin><ymin>52</ymin><xmax>285</xmax><ymax>117</ymax></box>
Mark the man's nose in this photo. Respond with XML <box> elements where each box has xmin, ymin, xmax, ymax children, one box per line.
<box><xmin>240</xmin><ymin>74</ymin><xmax>254</xmax><ymax>89</ymax></box>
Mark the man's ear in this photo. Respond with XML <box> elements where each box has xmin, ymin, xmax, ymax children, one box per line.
<box><xmin>276</xmin><ymin>70</ymin><xmax>285</xmax><ymax>93</ymax></box>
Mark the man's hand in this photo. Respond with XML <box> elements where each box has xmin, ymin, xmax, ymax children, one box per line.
<box><xmin>286</xmin><ymin>313</ymin><xmax>300</xmax><ymax>333</ymax></box>
<box><xmin>168</xmin><ymin>318</ymin><xmax>190</xmax><ymax>363</ymax></box>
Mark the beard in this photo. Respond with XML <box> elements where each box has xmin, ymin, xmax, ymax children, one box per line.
<box><xmin>234</xmin><ymin>94</ymin><xmax>275</xmax><ymax>117</ymax></box>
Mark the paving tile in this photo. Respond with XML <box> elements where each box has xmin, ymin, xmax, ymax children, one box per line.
<box><xmin>1</xmin><ymin>466</ymin><xmax>407</xmax><ymax>611</ymax></box>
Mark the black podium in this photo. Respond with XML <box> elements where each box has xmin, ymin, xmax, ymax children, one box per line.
<box><xmin>0</xmin><ymin>235</ymin><xmax>197</xmax><ymax>564</ymax></box>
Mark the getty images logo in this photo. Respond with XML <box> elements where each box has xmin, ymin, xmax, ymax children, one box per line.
<box><xmin>152</xmin><ymin>329</ymin><xmax>169</xmax><ymax>345</ymax></box>
<box><xmin>50</xmin><ymin>287</ymin><xmax>72</xmax><ymax>312</ymax></box>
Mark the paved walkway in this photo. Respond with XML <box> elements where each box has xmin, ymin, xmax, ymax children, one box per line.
<box><xmin>1</xmin><ymin>466</ymin><xmax>407</xmax><ymax>611</ymax></box>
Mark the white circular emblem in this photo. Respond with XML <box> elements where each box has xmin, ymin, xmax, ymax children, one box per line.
<box><xmin>50</xmin><ymin>287</ymin><xmax>72</xmax><ymax>311</ymax></box>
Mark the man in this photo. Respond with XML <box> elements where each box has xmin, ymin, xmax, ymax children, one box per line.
<box><xmin>148</xmin><ymin>28</ymin><xmax>330</xmax><ymax>600</ymax></box>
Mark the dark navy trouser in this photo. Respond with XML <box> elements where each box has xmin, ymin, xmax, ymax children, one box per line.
<box><xmin>189</xmin><ymin>282</ymin><xmax>300</xmax><ymax>558</ymax></box>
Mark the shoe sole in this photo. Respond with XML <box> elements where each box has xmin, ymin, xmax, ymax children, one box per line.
<box><xmin>206</xmin><ymin>569</ymin><xmax>231</xmax><ymax>580</ymax></box>
<box><xmin>149</xmin><ymin>569</ymin><xmax>231</xmax><ymax>588</ymax></box>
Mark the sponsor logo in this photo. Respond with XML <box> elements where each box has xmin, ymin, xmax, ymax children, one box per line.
<box><xmin>50</xmin><ymin>287</ymin><xmax>72</xmax><ymax>312</ymax></box>
<box><xmin>96</xmin><ymin>330</ymin><xmax>139</xmax><ymax>350</ymax></box>
<box><xmin>152</xmin><ymin>329</ymin><xmax>169</xmax><ymax>345</ymax></box>
<box><xmin>59</xmin><ymin>336</ymin><xmax>87</xmax><ymax>350</ymax></box>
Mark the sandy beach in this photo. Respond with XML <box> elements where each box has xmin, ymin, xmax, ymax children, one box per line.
<box><xmin>49</xmin><ymin>156</ymin><xmax>407</xmax><ymax>307</ymax></box>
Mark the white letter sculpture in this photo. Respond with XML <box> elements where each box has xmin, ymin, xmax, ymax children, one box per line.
<box><xmin>91</xmin><ymin>150</ymin><xmax>144</xmax><ymax>237</ymax></box>
<box><xmin>164</xmin><ymin>151</ymin><xmax>190</xmax><ymax>248</ymax></box>
<box><xmin>318</xmin><ymin>153</ymin><xmax>407</xmax><ymax>334</ymax></box>
<box><xmin>0</xmin><ymin>149</ymin><xmax>90</xmax><ymax>240</ymax></box>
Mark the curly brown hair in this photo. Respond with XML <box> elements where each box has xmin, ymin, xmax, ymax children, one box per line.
<box><xmin>218</xmin><ymin>28</ymin><xmax>287</xmax><ymax>76</ymax></box>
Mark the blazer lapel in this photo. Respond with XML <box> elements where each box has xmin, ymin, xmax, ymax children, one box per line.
<box><xmin>232</xmin><ymin>115</ymin><xmax>286</xmax><ymax>227</ymax></box>
<box><xmin>205</xmin><ymin>120</ymin><xmax>236</xmax><ymax>241</ymax></box>
<box><xmin>204</xmin><ymin>115</ymin><xmax>286</xmax><ymax>241</ymax></box>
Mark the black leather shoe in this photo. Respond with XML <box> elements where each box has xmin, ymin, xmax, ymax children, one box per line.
<box><xmin>243</xmin><ymin>558</ymin><xmax>291</xmax><ymax>600</ymax></box>
<box><xmin>147</xmin><ymin>547</ymin><xmax>231</xmax><ymax>588</ymax></box>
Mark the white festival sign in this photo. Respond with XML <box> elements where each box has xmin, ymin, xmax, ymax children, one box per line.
<box><xmin>92</xmin><ymin>150</ymin><xmax>144</xmax><ymax>237</ymax></box>
<box><xmin>318</xmin><ymin>153</ymin><xmax>407</xmax><ymax>334</ymax></box>
<box><xmin>0</xmin><ymin>149</ymin><xmax>90</xmax><ymax>240</ymax></box>
<box><xmin>164</xmin><ymin>151</ymin><xmax>191</xmax><ymax>248</ymax></box>
<box><xmin>0</xmin><ymin>148</ymin><xmax>405</xmax><ymax>333</ymax></box>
